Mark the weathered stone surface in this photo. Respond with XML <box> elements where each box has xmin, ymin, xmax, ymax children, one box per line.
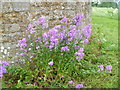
<box><xmin>0</xmin><ymin>1</ymin><xmax>91</xmax><ymax>62</ymax></box>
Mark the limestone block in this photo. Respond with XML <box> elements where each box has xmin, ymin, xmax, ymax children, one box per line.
<box><xmin>12</xmin><ymin>2</ymin><xmax>30</xmax><ymax>12</ymax></box>
<box><xmin>0</xmin><ymin>2</ymin><xmax>2</xmax><ymax>13</ymax></box>
<box><xmin>2</xmin><ymin>2</ymin><xmax>14</xmax><ymax>13</ymax></box>
<box><xmin>4</xmin><ymin>24</ymin><xmax>20</xmax><ymax>33</ymax></box>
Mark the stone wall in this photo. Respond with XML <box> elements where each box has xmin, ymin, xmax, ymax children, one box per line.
<box><xmin>0</xmin><ymin>1</ymin><xmax>91</xmax><ymax>62</ymax></box>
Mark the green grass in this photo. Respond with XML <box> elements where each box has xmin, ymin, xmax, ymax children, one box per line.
<box><xmin>92</xmin><ymin>7</ymin><xmax>118</xmax><ymax>20</ymax></box>
<box><xmin>84</xmin><ymin>7</ymin><xmax>118</xmax><ymax>88</ymax></box>
<box><xmin>2</xmin><ymin>7</ymin><xmax>118</xmax><ymax>88</ymax></box>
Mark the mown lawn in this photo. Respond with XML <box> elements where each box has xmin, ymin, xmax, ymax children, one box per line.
<box><xmin>85</xmin><ymin>7</ymin><xmax>118</xmax><ymax>88</ymax></box>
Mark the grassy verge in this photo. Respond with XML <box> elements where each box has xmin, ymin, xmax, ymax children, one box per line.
<box><xmin>84</xmin><ymin>7</ymin><xmax>118</xmax><ymax>88</ymax></box>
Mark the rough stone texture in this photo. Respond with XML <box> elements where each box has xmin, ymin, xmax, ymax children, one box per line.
<box><xmin>0</xmin><ymin>1</ymin><xmax>91</xmax><ymax>62</ymax></box>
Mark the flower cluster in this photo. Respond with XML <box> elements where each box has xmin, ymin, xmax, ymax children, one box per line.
<box><xmin>73</xmin><ymin>14</ymin><xmax>83</xmax><ymax>26</ymax></box>
<box><xmin>69</xmin><ymin>80</ymin><xmax>84</xmax><ymax>89</ymax></box>
<box><xmin>27</xmin><ymin>24</ymin><xmax>36</xmax><ymax>34</ymax></box>
<box><xmin>106</xmin><ymin>65</ymin><xmax>112</xmax><ymax>73</ymax></box>
<box><xmin>98</xmin><ymin>65</ymin><xmax>104</xmax><ymax>72</ymax></box>
<box><xmin>0</xmin><ymin>61</ymin><xmax>9</xmax><ymax>78</ymax></box>
<box><xmin>18</xmin><ymin>14</ymin><xmax>92</xmax><ymax>62</ymax></box>
<box><xmin>16</xmin><ymin>14</ymin><xmax>92</xmax><ymax>88</ymax></box>
<box><xmin>18</xmin><ymin>38</ymin><xmax>27</xmax><ymax>47</ymax></box>
<box><xmin>75</xmin><ymin>48</ymin><xmax>84</xmax><ymax>60</ymax></box>
<box><xmin>61</xmin><ymin>46</ymin><xmax>70</xmax><ymax>52</ymax></box>
<box><xmin>98</xmin><ymin>65</ymin><xmax>112</xmax><ymax>72</ymax></box>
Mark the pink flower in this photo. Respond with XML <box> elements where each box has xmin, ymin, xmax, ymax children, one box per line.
<box><xmin>36</xmin><ymin>46</ymin><xmax>40</xmax><ymax>49</ymax></box>
<box><xmin>24</xmin><ymin>81</ymin><xmax>29</xmax><ymax>84</ymax></box>
<box><xmin>48</xmin><ymin>61</ymin><xmax>54</xmax><ymax>66</ymax></box>
<box><xmin>69</xmin><ymin>80</ymin><xmax>74</xmax><ymax>84</ymax></box>
<box><xmin>98</xmin><ymin>69</ymin><xmax>101</xmax><ymax>72</ymax></box>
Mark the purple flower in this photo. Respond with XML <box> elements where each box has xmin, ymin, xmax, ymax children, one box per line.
<box><xmin>106</xmin><ymin>65</ymin><xmax>112</xmax><ymax>72</ymax></box>
<box><xmin>75</xmin><ymin>45</ymin><xmax>80</xmax><ymax>49</ymax></box>
<box><xmin>33</xmin><ymin>21</ymin><xmax>38</xmax><ymax>25</ymax></box>
<box><xmin>74</xmin><ymin>41</ymin><xmax>78</xmax><ymax>44</ymax></box>
<box><xmin>84</xmin><ymin>39</ymin><xmax>89</xmax><ymax>44</ymax></box>
<box><xmin>36</xmin><ymin>46</ymin><xmax>40</xmax><ymax>49</ymax></box>
<box><xmin>68</xmin><ymin>29</ymin><xmax>76</xmax><ymax>38</ymax></box>
<box><xmin>82</xmin><ymin>24</ymin><xmax>92</xmax><ymax>39</ymax></box>
<box><xmin>48</xmin><ymin>61</ymin><xmax>54</xmax><ymax>66</ymax></box>
<box><xmin>18</xmin><ymin>38</ymin><xmax>27</xmax><ymax>47</ymax></box>
<box><xmin>44</xmin><ymin>41</ymin><xmax>49</xmax><ymax>45</ymax></box>
<box><xmin>54</xmin><ymin>25</ymin><xmax>61</xmax><ymax>29</ymax></box>
<box><xmin>0</xmin><ymin>71</ymin><xmax>3</xmax><ymax>78</ymax></box>
<box><xmin>75</xmin><ymin>55</ymin><xmax>84</xmax><ymax>60</ymax></box>
<box><xmin>77</xmin><ymin>32</ymin><xmax>82</xmax><ymax>40</ymax></box>
<box><xmin>69</xmin><ymin>80</ymin><xmax>74</xmax><ymax>84</ymax></box>
<box><xmin>73</xmin><ymin>14</ymin><xmax>83</xmax><ymax>26</ymax></box>
<box><xmin>49</xmin><ymin>44</ymin><xmax>54</xmax><ymax>49</ymax></box>
<box><xmin>76</xmin><ymin>84</ymin><xmax>84</xmax><ymax>88</ymax></box>
<box><xmin>50</xmin><ymin>36</ymin><xmax>59</xmax><ymax>45</ymax></box>
<box><xmin>78</xmin><ymin>48</ymin><xmax>84</xmax><ymax>52</ymax></box>
<box><xmin>38</xmin><ymin>37</ymin><xmax>42</xmax><ymax>42</ymax></box>
<box><xmin>29</xmin><ymin>28</ymin><xmax>36</xmax><ymax>34</ymax></box>
<box><xmin>42</xmin><ymin>32</ymin><xmax>48</xmax><ymax>38</ymax></box>
<box><xmin>20</xmin><ymin>38</ymin><xmax>27</xmax><ymax>43</ymax></box>
<box><xmin>27</xmin><ymin>24</ymin><xmax>34</xmax><ymax>31</ymax></box>
<box><xmin>61</xmin><ymin>17</ymin><xmax>68</xmax><ymax>24</ymax></box>
<box><xmin>37</xmin><ymin>16</ymin><xmax>46</xmax><ymax>29</ymax></box>
<box><xmin>61</xmin><ymin>46</ymin><xmax>70</xmax><ymax>52</ymax></box>
<box><xmin>20</xmin><ymin>43</ymin><xmax>27</xmax><ymax>47</ymax></box>
<box><xmin>75</xmin><ymin>48</ymin><xmax>84</xmax><ymax>60</ymax></box>
<box><xmin>48</xmin><ymin>28</ymin><xmax>59</xmax><ymax>35</ymax></box>
<box><xmin>20</xmin><ymin>48</ymin><xmax>27</xmax><ymax>52</ymax></box>
<box><xmin>0</xmin><ymin>66</ymin><xmax>7</xmax><ymax>74</ymax></box>
<box><xmin>28</xmin><ymin>35</ymin><xmax>31</xmax><ymax>38</ymax></box>
<box><xmin>0</xmin><ymin>61</ymin><xmax>9</xmax><ymax>65</ymax></box>
<box><xmin>70</xmin><ymin>25</ymin><xmax>76</xmax><ymax>30</ymax></box>
<box><xmin>37</xmin><ymin>16</ymin><xmax>46</xmax><ymax>24</ymax></box>
<box><xmin>68</xmin><ymin>37</ymin><xmax>74</xmax><ymax>41</ymax></box>
<box><xmin>59</xmin><ymin>33</ymin><xmax>65</xmax><ymax>41</ymax></box>
<box><xmin>27</xmin><ymin>24</ymin><xmax>36</xmax><ymax>34</ymax></box>
<box><xmin>20</xmin><ymin>53</ymin><xmax>25</xmax><ymax>55</ymax></box>
<box><xmin>98</xmin><ymin>65</ymin><xmax>104</xmax><ymax>71</ymax></box>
